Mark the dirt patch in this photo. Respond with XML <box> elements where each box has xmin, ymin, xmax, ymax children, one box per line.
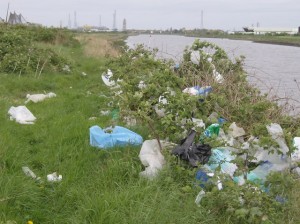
<box><xmin>75</xmin><ymin>33</ymin><xmax>120</xmax><ymax>58</ymax></box>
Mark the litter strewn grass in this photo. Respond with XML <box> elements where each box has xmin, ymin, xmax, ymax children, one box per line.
<box><xmin>1</xmin><ymin>30</ymin><xmax>300</xmax><ymax>224</ymax></box>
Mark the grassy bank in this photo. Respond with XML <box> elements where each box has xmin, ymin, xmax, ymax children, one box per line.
<box><xmin>1</xmin><ymin>28</ymin><xmax>300</xmax><ymax>224</ymax></box>
<box><xmin>185</xmin><ymin>33</ymin><xmax>300</xmax><ymax>47</ymax></box>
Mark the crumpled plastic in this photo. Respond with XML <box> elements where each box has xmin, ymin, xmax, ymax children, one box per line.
<box><xmin>8</xmin><ymin>106</ymin><xmax>36</xmax><ymax>124</ymax></box>
<box><xmin>139</xmin><ymin>139</ymin><xmax>166</xmax><ymax>179</ymax></box>
<box><xmin>172</xmin><ymin>130</ymin><xmax>212</xmax><ymax>167</ymax></box>
<box><xmin>89</xmin><ymin>125</ymin><xmax>143</xmax><ymax>149</ymax></box>
<box><xmin>25</xmin><ymin>92</ymin><xmax>56</xmax><ymax>104</ymax></box>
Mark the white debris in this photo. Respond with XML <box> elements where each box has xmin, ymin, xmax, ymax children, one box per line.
<box><xmin>291</xmin><ymin>137</ymin><xmax>300</xmax><ymax>162</ymax></box>
<box><xmin>102</xmin><ymin>69</ymin><xmax>117</xmax><ymax>87</ymax></box>
<box><xmin>154</xmin><ymin>104</ymin><xmax>165</xmax><ymax>118</ymax></box>
<box><xmin>138</xmin><ymin>81</ymin><xmax>146</xmax><ymax>89</ymax></box>
<box><xmin>228</xmin><ymin>122</ymin><xmax>246</xmax><ymax>138</ymax></box>
<box><xmin>195</xmin><ymin>190</ymin><xmax>206</xmax><ymax>206</ymax></box>
<box><xmin>89</xmin><ymin>117</ymin><xmax>97</xmax><ymax>121</ymax></box>
<box><xmin>81</xmin><ymin>72</ymin><xmax>87</xmax><ymax>76</ymax></box>
<box><xmin>100</xmin><ymin>110</ymin><xmax>110</xmax><ymax>116</ymax></box>
<box><xmin>62</xmin><ymin>65</ymin><xmax>71</xmax><ymax>72</ymax></box>
<box><xmin>266</xmin><ymin>123</ymin><xmax>289</xmax><ymax>154</ymax></box>
<box><xmin>47</xmin><ymin>172</ymin><xmax>62</xmax><ymax>182</ymax></box>
<box><xmin>8</xmin><ymin>106</ymin><xmax>36</xmax><ymax>124</ymax></box>
<box><xmin>213</xmin><ymin>69</ymin><xmax>224</xmax><ymax>83</ymax></box>
<box><xmin>25</xmin><ymin>92</ymin><xmax>56</xmax><ymax>104</ymax></box>
<box><xmin>139</xmin><ymin>139</ymin><xmax>166</xmax><ymax>179</ymax></box>
<box><xmin>192</xmin><ymin>118</ymin><xmax>205</xmax><ymax>129</ymax></box>
<box><xmin>22</xmin><ymin>166</ymin><xmax>37</xmax><ymax>179</ymax></box>
<box><xmin>124</xmin><ymin>116</ymin><xmax>137</xmax><ymax>126</ymax></box>
<box><xmin>182</xmin><ymin>87</ymin><xmax>199</xmax><ymax>96</ymax></box>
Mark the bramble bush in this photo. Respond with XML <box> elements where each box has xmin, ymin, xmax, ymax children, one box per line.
<box><xmin>0</xmin><ymin>24</ymin><xmax>75</xmax><ymax>75</ymax></box>
<box><xmin>105</xmin><ymin>40</ymin><xmax>300</xmax><ymax>223</ymax></box>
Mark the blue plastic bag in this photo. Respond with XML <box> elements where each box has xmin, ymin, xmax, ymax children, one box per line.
<box><xmin>90</xmin><ymin>125</ymin><xmax>143</xmax><ymax>149</ymax></box>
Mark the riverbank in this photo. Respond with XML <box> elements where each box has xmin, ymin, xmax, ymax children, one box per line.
<box><xmin>1</xmin><ymin>28</ymin><xmax>300</xmax><ymax>223</ymax></box>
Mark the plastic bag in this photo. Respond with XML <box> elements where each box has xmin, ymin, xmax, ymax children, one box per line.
<box><xmin>89</xmin><ymin>125</ymin><xmax>143</xmax><ymax>149</ymax></box>
<box><xmin>172</xmin><ymin>130</ymin><xmax>212</xmax><ymax>167</ymax></box>
<box><xmin>8</xmin><ymin>106</ymin><xmax>36</xmax><ymax>124</ymax></box>
<box><xmin>228</xmin><ymin>122</ymin><xmax>246</xmax><ymax>138</ymax></box>
<box><xmin>25</xmin><ymin>92</ymin><xmax>56</xmax><ymax>104</ymax></box>
<box><xmin>266</xmin><ymin>123</ymin><xmax>289</xmax><ymax>154</ymax></box>
<box><xmin>139</xmin><ymin>139</ymin><xmax>165</xmax><ymax>179</ymax></box>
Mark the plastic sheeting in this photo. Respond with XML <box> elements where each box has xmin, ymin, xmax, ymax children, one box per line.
<box><xmin>8</xmin><ymin>106</ymin><xmax>36</xmax><ymax>124</ymax></box>
<box><xmin>139</xmin><ymin>139</ymin><xmax>166</xmax><ymax>179</ymax></box>
<box><xmin>25</xmin><ymin>92</ymin><xmax>56</xmax><ymax>104</ymax></box>
<box><xmin>172</xmin><ymin>130</ymin><xmax>212</xmax><ymax>167</ymax></box>
<box><xmin>89</xmin><ymin>125</ymin><xmax>143</xmax><ymax>149</ymax></box>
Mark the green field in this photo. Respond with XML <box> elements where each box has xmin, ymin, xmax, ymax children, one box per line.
<box><xmin>1</xmin><ymin>27</ymin><xmax>300</xmax><ymax>224</ymax></box>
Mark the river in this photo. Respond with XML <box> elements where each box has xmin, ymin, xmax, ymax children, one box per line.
<box><xmin>126</xmin><ymin>34</ymin><xmax>300</xmax><ymax>115</ymax></box>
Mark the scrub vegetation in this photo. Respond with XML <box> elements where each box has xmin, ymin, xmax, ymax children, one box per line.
<box><xmin>1</xmin><ymin>25</ymin><xmax>300</xmax><ymax>224</ymax></box>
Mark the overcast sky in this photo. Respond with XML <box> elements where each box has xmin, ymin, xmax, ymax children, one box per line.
<box><xmin>1</xmin><ymin>0</ymin><xmax>299</xmax><ymax>30</ymax></box>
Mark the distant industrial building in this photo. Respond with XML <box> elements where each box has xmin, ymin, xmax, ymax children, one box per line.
<box><xmin>112</xmin><ymin>10</ymin><xmax>117</xmax><ymax>31</ymax></box>
<box><xmin>243</xmin><ymin>26</ymin><xmax>299</xmax><ymax>35</ymax></box>
<box><xmin>122</xmin><ymin>19</ymin><xmax>127</xmax><ymax>31</ymax></box>
<box><xmin>7</xmin><ymin>12</ymin><xmax>27</xmax><ymax>25</ymax></box>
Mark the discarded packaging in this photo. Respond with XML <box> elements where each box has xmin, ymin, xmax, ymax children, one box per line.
<box><xmin>8</xmin><ymin>106</ymin><xmax>36</xmax><ymax>124</ymax></box>
<box><xmin>192</xmin><ymin>118</ymin><xmax>205</xmax><ymax>129</ymax></box>
<box><xmin>183</xmin><ymin>86</ymin><xmax>212</xmax><ymax>96</ymax></box>
<box><xmin>22</xmin><ymin>166</ymin><xmax>37</xmax><ymax>179</ymax></box>
<box><xmin>138</xmin><ymin>81</ymin><xmax>146</xmax><ymax>89</ymax></box>
<box><xmin>139</xmin><ymin>139</ymin><xmax>166</xmax><ymax>179</ymax></box>
<box><xmin>291</xmin><ymin>137</ymin><xmax>300</xmax><ymax>162</ymax></box>
<box><xmin>172</xmin><ymin>130</ymin><xmax>212</xmax><ymax>167</ymax></box>
<box><xmin>204</xmin><ymin>124</ymin><xmax>220</xmax><ymax>138</ymax></box>
<box><xmin>195</xmin><ymin>190</ymin><xmax>206</xmax><ymax>206</ymax></box>
<box><xmin>213</xmin><ymin>69</ymin><xmax>224</xmax><ymax>83</ymax></box>
<box><xmin>47</xmin><ymin>172</ymin><xmax>62</xmax><ymax>182</ymax></box>
<box><xmin>266</xmin><ymin>123</ymin><xmax>289</xmax><ymax>154</ymax></box>
<box><xmin>100</xmin><ymin>110</ymin><xmax>110</xmax><ymax>116</ymax></box>
<box><xmin>228</xmin><ymin>122</ymin><xmax>246</xmax><ymax>138</ymax></box>
<box><xmin>62</xmin><ymin>64</ymin><xmax>71</xmax><ymax>72</ymax></box>
<box><xmin>247</xmin><ymin>161</ymin><xmax>289</xmax><ymax>183</ymax></box>
<box><xmin>124</xmin><ymin>116</ymin><xmax>137</xmax><ymax>127</ymax></box>
<box><xmin>25</xmin><ymin>92</ymin><xmax>56</xmax><ymax>104</ymax></box>
<box><xmin>102</xmin><ymin>69</ymin><xmax>116</xmax><ymax>87</ymax></box>
<box><xmin>89</xmin><ymin>125</ymin><xmax>143</xmax><ymax>149</ymax></box>
<box><xmin>204</xmin><ymin>148</ymin><xmax>238</xmax><ymax>178</ymax></box>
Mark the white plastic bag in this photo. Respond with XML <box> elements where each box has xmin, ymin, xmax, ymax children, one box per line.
<box><xmin>139</xmin><ymin>139</ymin><xmax>166</xmax><ymax>179</ymax></box>
<box><xmin>8</xmin><ymin>106</ymin><xmax>36</xmax><ymax>124</ymax></box>
<box><xmin>47</xmin><ymin>172</ymin><xmax>62</xmax><ymax>182</ymax></box>
<box><xmin>266</xmin><ymin>123</ymin><xmax>289</xmax><ymax>154</ymax></box>
<box><xmin>228</xmin><ymin>122</ymin><xmax>246</xmax><ymax>138</ymax></box>
<box><xmin>25</xmin><ymin>92</ymin><xmax>56</xmax><ymax>103</ymax></box>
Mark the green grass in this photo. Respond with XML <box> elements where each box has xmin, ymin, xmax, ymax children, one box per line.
<box><xmin>1</xmin><ymin>32</ymin><xmax>300</xmax><ymax>224</ymax></box>
<box><xmin>0</xmin><ymin>35</ymin><xmax>202</xmax><ymax>224</ymax></box>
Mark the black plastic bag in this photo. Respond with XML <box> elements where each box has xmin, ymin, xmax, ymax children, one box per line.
<box><xmin>172</xmin><ymin>130</ymin><xmax>212</xmax><ymax>167</ymax></box>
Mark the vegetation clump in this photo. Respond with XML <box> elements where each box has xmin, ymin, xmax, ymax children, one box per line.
<box><xmin>0</xmin><ymin>24</ymin><xmax>76</xmax><ymax>75</ymax></box>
